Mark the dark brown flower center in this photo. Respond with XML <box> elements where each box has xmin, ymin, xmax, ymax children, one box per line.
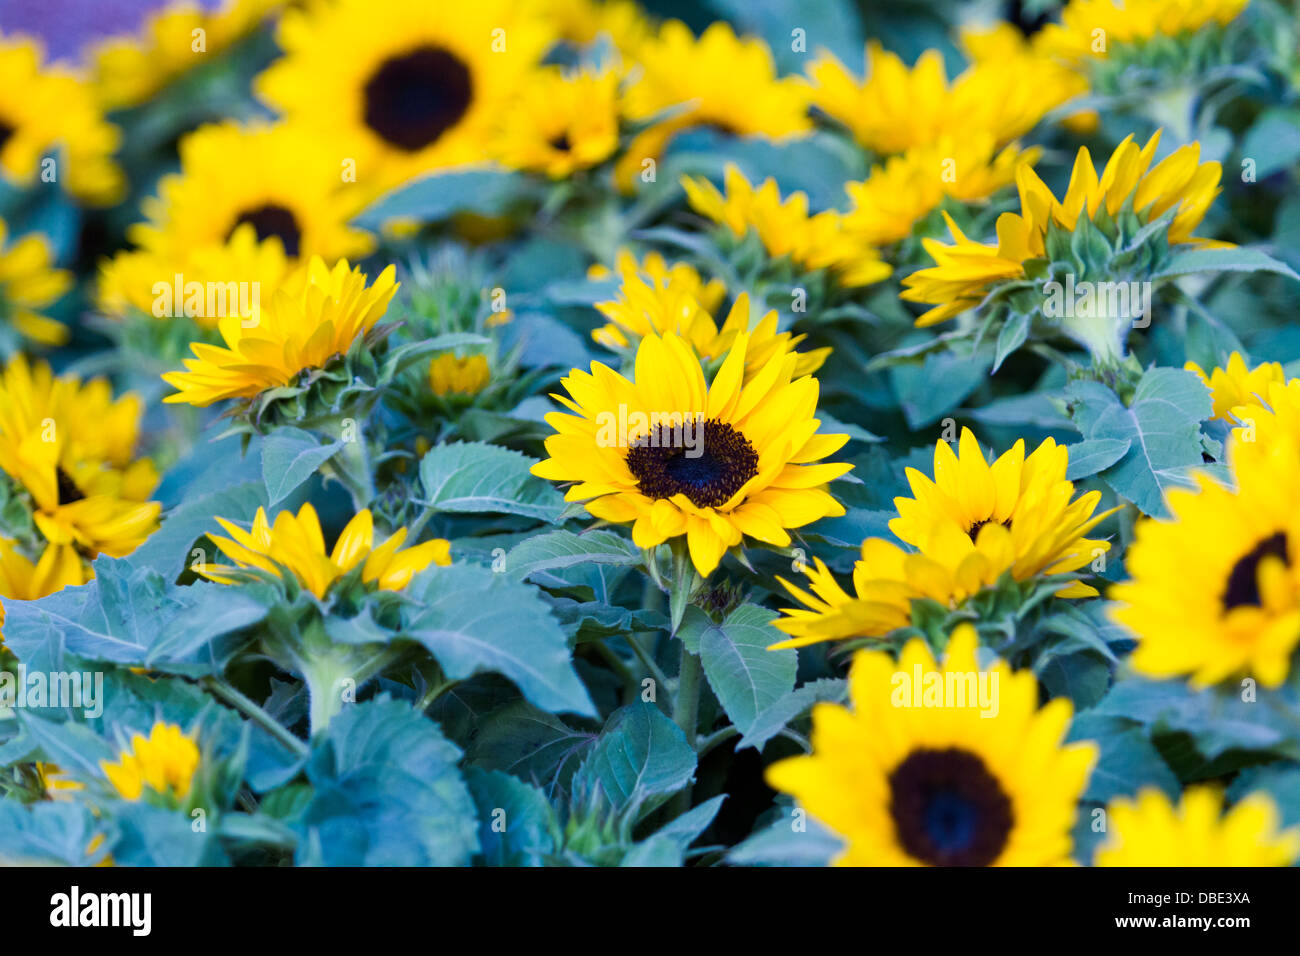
<box><xmin>0</xmin><ymin>119</ymin><xmax>14</xmax><ymax>153</ymax></box>
<box><xmin>229</xmin><ymin>203</ymin><xmax>302</xmax><ymax>257</ymax></box>
<box><xmin>363</xmin><ymin>46</ymin><xmax>473</xmax><ymax>152</ymax></box>
<box><xmin>1224</xmin><ymin>531</ymin><xmax>1289</xmax><ymax>610</ymax></box>
<box><xmin>625</xmin><ymin>418</ymin><xmax>758</xmax><ymax>510</ymax></box>
<box><xmin>56</xmin><ymin>466</ymin><xmax>85</xmax><ymax>505</ymax></box>
<box><xmin>888</xmin><ymin>747</ymin><xmax>1014</xmax><ymax>867</ymax></box>
<box><xmin>968</xmin><ymin>518</ymin><xmax>1010</xmax><ymax>540</ymax></box>
<box><xmin>548</xmin><ymin>131</ymin><xmax>573</xmax><ymax>152</ymax></box>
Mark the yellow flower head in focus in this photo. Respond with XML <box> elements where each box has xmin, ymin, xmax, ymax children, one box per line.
<box><xmin>901</xmin><ymin>130</ymin><xmax>1225</xmax><ymax>327</ymax></box>
<box><xmin>0</xmin><ymin>216</ymin><xmax>72</xmax><ymax>347</ymax></box>
<box><xmin>766</xmin><ymin>624</ymin><xmax>1096</xmax><ymax>866</ymax></box>
<box><xmin>89</xmin><ymin>0</ymin><xmax>287</xmax><ymax>109</ymax></box>
<box><xmin>682</xmin><ymin>165</ymin><xmax>892</xmax><ymax>288</ymax></box>
<box><xmin>162</xmin><ymin>257</ymin><xmax>399</xmax><ymax>407</ymax></box>
<box><xmin>0</xmin><ymin>34</ymin><xmax>125</xmax><ymax>205</ymax></box>
<box><xmin>429</xmin><ymin>352</ymin><xmax>491</xmax><ymax>398</ymax></box>
<box><xmin>203</xmin><ymin>504</ymin><xmax>451</xmax><ymax>598</ymax></box>
<box><xmin>256</xmin><ymin>0</ymin><xmax>555</xmax><ymax>198</ymax></box>
<box><xmin>1185</xmin><ymin>351</ymin><xmax>1285</xmax><ymax>422</ymax></box>
<box><xmin>1095</xmin><ymin>786</ymin><xmax>1299</xmax><ymax>866</ymax></box>
<box><xmin>531</xmin><ymin>332</ymin><xmax>850</xmax><ymax>577</ymax></box>
<box><xmin>491</xmin><ymin>67</ymin><xmax>621</xmax><ymax>179</ymax></box>
<box><xmin>772</xmin><ymin>429</ymin><xmax>1115</xmax><ymax>649</ymax></box>
<box><xmin>100</xmin><ymin>722</ymin><xmax>200</xmax><ymax>803</ymax></box>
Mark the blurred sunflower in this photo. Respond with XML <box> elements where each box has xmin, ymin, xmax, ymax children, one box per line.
<box><xmin>201</xmin><ymin>503</ymin><xmax>451</xmax><ymax>598</ymax></box>
<box><xmin>538</xmin><ymin>0</ymin><xmax>650</xmax><ymax>54</ymax></box>
<box><xmin>0</xmin><ymin>356</ymin><xmax>160</xmax><ymax>558</ymax></box>
<box><xmin>531</xmin><ymin>332</ymin><xmax>850</xmax><ymax>576</ymax></box>
<box><xmin>100</xmin><ymin>722</ymin><xmax>199</xmax><ymax>803</ymax></box>
<box><xmin>616</xmin><ymin>21</ymin><xmax>810</xmax><ymax>189</ymax></box>
<box><xmin>682</xmin><ymin>165</ymin><xmax>892</xmax><ymax>287</ymax></box>
<box><xmin>0</xmin><ymin>216</ymin><xmax>72</xmax><ymax>348</ymax></box>
<box><xmin>1036</xmin><ymin>0</ymin><xmax>1251</xmax><ymax>67</ymax></box>
<box><xmin>163</xmin><ymin>257</ymin><xmax>398</xmax><ymax>407</ymax></box>
<box><xmin>1095</xmin><ymin>787</ymin><xmax>1300</xmax><ymax>866</ymax></box>
<box><xmin>490</xmin><ymin>67</ymin><xmax>621</xmax><ymax>179</ymax></box>
<box><xmin>1110</xmin><ymin>440</ymin><xmax>1300</xmax><ymax>688</ymax></box>
<box><xmin>126</xmin><ymin>121</ymin><xmax>373</xmax><ymax>267</ymax></box>
<box><xmin>594</xmin><ymin>270</ymin><xmax>830</xmax><ymax>379</ymax></box>
<box><xmin>1185</xmin><ymin>351</ymin><xmax>1285</xmax><ymax>422</ymax></box>
<box><xmin>0</xmin><ymin>33</ymin><xmax>124</xmax><ymax>205</ymax></box>
<box><xmin>429</xmin><ymin>352</ymin><xmax>491</xmax><ymax>398</ymax></box>
<box><xmin>772</xmin><ymin>430</ymin><xmax>1114</xmax><ymax>649</ymax></box>
<box><xmin>901</xmin><ymin>131</ymin><xmax>1225</xmax><ymax>355</ymax></box>
<box><xmin>0</xmin><ymin>539</ymin><xmax>87</xmax><ymax>642</ymax></box>
<box><xmin>88</xmin><ymin>0</ymin><xmax>286</xmax><ymax>110</ymax></box>
<box><xmin>256</xmin><ymin>0</ymin><xmax>554</xmax><ymax>197</ymax></box>
<box><xmin>842</xmin><ymin>136</ymin><xmax>1039</xmax><ymax>246</ymax></box>
<box><xmin>766</xmin><ymin>625</ymin><xmax>1096</xmax><ymax>866</ymax></box>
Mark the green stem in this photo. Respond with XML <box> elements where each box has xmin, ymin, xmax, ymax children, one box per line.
<box><xmin>201</xmin><ymin>677</ymin><xmax>308</xmax><ymax>758</ymax></box>
<box><xmin>626</xmin><ymin>632</ymin><xmax>670</xmax><ymax>698</ymax></box>
<box><xmin>674</xmin><ymin>644</ymin><xmax>703</xmax><ymax>745</ymax></box>
<box><xmin>327</xmin><ymin>434</ymin><xmax>377</xmax><ymax>512</ymax></box>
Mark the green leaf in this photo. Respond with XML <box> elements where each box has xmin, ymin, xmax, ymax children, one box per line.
<box><xmin>401</xmin><ymin>563</ymin><xmax>596</xmax><ymax>717</ymax></box>
<box><xmin>727</xmin><ymin>811</ymin><xmax>844</xmax><ymax>867</ymax></box>
<box><xmin>1067</xmin><ymin>713</ymin><xmax>1179</xmax><ymax>803</ymax></box>
<box><xmin>1063</xmin><ymin>438</ymin><xmax>1132</xmax><ymax>481</ymax></box>
<box><xmin>1152</xmin><ymin>246</ymin><xmax>1300</xmax><ymax>283</ymax></box>
<box><xmin>504</xmin><ymin>529</ymin><xmax>640</xmax><ymax>581</ymax></box>
<box><xmin>354</xmin><ymin>167</ymin><xmax>535</xmax><ymax>229</ymax></box>
<box><xmin>738</xmin><ymin>678</ymin><xmax>848</xmax><ymax>751</ymax></box>
<box><xmin>620</xmin><ymin>794</ymin><xmax>725</xmax><ymax>867</ymax></box>
<box><xmin>130</xmin><ymin>480</ymin><xmax>267</xmax><ymax>580</ymax></box>
<box><xmin>1067</xmin><ymin>368</ymin><xmax>1211</xmax><ymax>517</ymax></box>
<box><xmin>697</xmin><ymin>606</ymin><xmax>797</xmax><ymax>738</ymax></box>
<box><xmin>993</xmin><ymin>312</ymin><xmax>1030</xmax><ymax>373</ymax></box>
<box><xmin>0</xmin><ymin>801</ymin><xmax>104</xmax><ymax>866</ymax></box>
<box><xmin>572</xmin><ymin>702</ymin><xmax>696</xmax><ymax>814</ymax></box>
<box><xmin>465</xmin><ymin>767</ymin><xmax>557</xmax><ymax>866</ymax></box>
<box><xmin>1239</xmin><ymin>109</ymin><xmax>1300</xmax><ymax>180</ymax></box>
<box><xmin>418</xmin><ymin>441</ymin><xmax>565</xmax><ymax>523</ymax></box>
<box><xmin>261</xmin><ymin>426</ymin><xmax>342</xmax><ymax>507</ymax></box>
<box><xmin>299</xmin><ymin>696</ymin><xmax>479</xmax><ymax>865</ymax></box>
<box><xmin>467</xmin><ymin>701</ymin><xmax>595</xmax><ymax>798</ymax></box>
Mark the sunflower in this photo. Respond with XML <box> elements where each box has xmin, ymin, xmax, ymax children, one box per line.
<box><xmin>256</xmin><ymin>0</ymin><xmax>555</xmax><ymax>198</ymax></box>
<box><xmin>89</xmin><ymin>0</ymin><xmax>286</xmax><ymax>110</ymax></box>
<box><xmin>162</xmin><ymin>257</ymin><xmax>399</xmax><ymax>407</ymax></box>
<box><xmin>429</xmin><ymin>352</ymin><xmax>491</xmax><ymax>397</ymax></box>
<box><xmin>589</xmin><ymin>248</ymin><xmax>727</xmax><ymax>317</ymax></box>
<box><xmin>1185</xmin><ymin>351</ymin><xmax>1286</xmax><ymax>422</ymax></box>
<box><xmin>767</xmin><ymin>624</ymin><xmax>1096</xmax><ymax>866</ymax></box>
<box><xmin>536</xmin><ymin>0</ymin><xmax>651</xmax><ymax>54</ymax></box>
<box><xmin>1095</xmin><ymin>786</ymin><xmax>1300</xmax><ymax>866</ymax></box>
<box><xmin>1110</xmin><ymin>433</ymin><xmax>1300</xmax><ymax>688</ymax></box>
<box><xmin>772</xmin><ymin>429</ymin><xmax>1115</xmax><ymax>650</ymax></box>
<box><xmin>1036</xmin><ymin>0</ymin><xmax>1251</xmax><ymax>66</ymax></box>
<box><xmin>0</xmin><ymin>355</ymin><xmax>160</xmax><ymax>558</ymax></box>
<box><xmin>490</xmin><ymin>67</ymin><xmax>621</xmax><ymax>179</ymax></box>
<box><xmin>0</xmin><ymin>216</ymin><xmax>72</xmax><ymax>347</ymax></box>
<box><xmin>0</xmin><ymin>34</ymin><xmax>125</xmax><ymax>206</ymax></box>
<box><xmin>594</xmin><ymin>269</ymin><xmax>830</xmax><ymax>379</ymax></box>
<box><xmin>804</xmin><ymin>32</ymin><xmax>1084</xmax><ymax>155</ymax></box>
<box><xmin>127</xmin><ymin>121</ymin><xmax>373</xmax><ymax>268</ymax></box>
<box><xmin>681</xmin><ymin>165</ymin><xmax>892</xmax><ymax>287</ymax></box>
<box><xmin>901</xmin><ymin>130</ymin><xmax>1225</xmax><ymax>327</ymax></box>
<box><xmin>201</xmin><ymin>503</ymin><xmax>451</xmax><ymax>599</ymax></box>
<box><xmin>100</xmin><ymin>722</ymin><xmax>200</xmax><ymax>803</ymax></box>
<box><xmin>531</xmin><ymin>331</ymin><xmax>851</xmax><ymax>576</ymax></box>
<box><xmin>616</xmin><ymin>21</ymin><xmax>810</xmax><ymax>189</ymax></box>
<box><xmin>842</xmin><ymin>136</ymin><xmax>1039</xmax><ymax>246</ymax></box>
<box><xmin>0</xmin><ymin>539</ymin><xmax>87</xmax><ymax>643</ymax></box>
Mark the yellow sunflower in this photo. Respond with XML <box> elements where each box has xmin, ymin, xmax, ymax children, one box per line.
<box><xmin>616</xmin><ymin>20</ymin><xmax>810</xmax><ymax>189</ymax></box>
<box><xmin>842</xmin><ymin>136</ymin><xmax>1039</xmax><ymax>246</ymax></box>
<box><xmin>901</xmin><ymin>130</ymin><xmax>1225</xmax><ymax>327</ymax></box>
<box><xmin>589</xmin><ymin>248</ymin><xmax>727</xmax><ymax>317</ymax></box>
<box><xmin>0</xmin><ymin>216</ymin><xmax>72</xmax><ymax>347</ymax></box>
<box><xmin>1036</xmin><ymin>0</ymin><xmax>1251</xmax><ymax>66</ymax></box>
<box><xmin>1095</xmin><ymin>786</ymin><xmax>1300</xmax><ymax>866</ymax></box>
<box><xmin>100</xmin><ymin>722</ymin><xmax>200</xmax><ymax>803</ymax></box>
<box><xmin>0</xmin><ymin>355</ymin><xmax>160</xmax><ymax>558</ymax></box>
<box><xmin>535</xmin><ymin>0</ymin><xmax>651</xmax><ymax>54</ymax></box>
<box><xmin>804</xmin><ymin>32</ymin><xmax>1083</xmax><ymax>155</ymax></box>
<box><xmin>127</xmin><ymin>121</ymin><xmax>373</xmax><ymax>268</ymax></box>
<box><xmin>1185</xmin><ymin>351</ymin><xmax>1286</xmax><ymax>422</ymax></box>
<box><xmin>256</xmin><ymin>0</ymin><xmax>555</xmax><ymax>198</ymax></box>
<box><xmin>1110</xmin><ymin>432</ymin><xmax>1300</xmax><ymax>688</ymax></box>
<box><xmin>201</xmin><ymin>503</ymin><xmax>451</xmax><ymax>599</ymax></box>
<box><xmin>429</xmin><ymin>352</ymin><xmax>491</xmax><ymax>397</ymax></box>
<box><xmin>594</xmin><ymin>270</ymin><xmax>830</xmax><ymax>379</ymax></box>
<box><xmin>162</xmin><ymin>257</ymin><xmax>399</xmax><ymax>407</ymax></box>
<box><xmin>0</xmin><ymin>34</ymin><xmax>125</xmax><ymax>206</ymax></box>
<box><xmin>772</xmin><ymin>429</ymin><xmax>1115</xmax><ymax>650</ymax></box>
<box><xmin>0</xmin><ymin>539</ymin><xmax>87</xmax><ymax>643</ymax></box>
<box><xmin>767</xmin><ymin>624</ymin><xmax>1096</xmax><ymax>866</ymax></box>
<box><xmin>89</xmin><ymin>0</ymin><xmax>286</xmax><ymax>110</ymax></box>
<box><xmin>681</xmin><ymin>165</ymin><xmax>892</xmax><ymax>287</ymax></box>
<box><xmin>490</xmin><ymin>67</ymin><xmax>621</xmax><ymax>179</ymax></box>
<box><xmin>531</xmin><ymin>331</ymin><xmax>851</xmax><ymax>576</ymax></box>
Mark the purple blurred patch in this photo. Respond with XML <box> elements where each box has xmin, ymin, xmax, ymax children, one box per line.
<box><xmin>0</xmin><ymin>0</ymin><xmax>224</xmax><ymax>64</ymax></box>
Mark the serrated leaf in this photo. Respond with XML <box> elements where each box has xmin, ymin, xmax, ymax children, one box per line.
<box><xmin>727</xmin><ymin>813</ymin><xmax>844</xmax><ymax>867</ymax></box>
<box><xmin>504</xmin><ymin>529</ymin><xmax>640</xmax><ymax>581</ymax></box>
<box><xmin>261</xmin><ymin>426</ymin><xmax>342</xmax><ymax>506</ymax></box>
<box><xmin>738</xmin><ymin>678</ymin><xmax>848</xmax><ymax>751</ymax></box>
<box><xmin>697</xmin><ymin>606</ymin><xmax>797</xmax><ymax>738</ymax></box>
<box><xmin>465</xmin><ymin>767</ymin><xmax>556</xmax><ymax>866</ymax></box>
<box><xmin>573</xmin><ymin>702</ymin><xmax>696</xmax><ymax>813</ymax></box>
<box><xmin>1064</xmin><ymin>438</ymin><xmax>1132</xmax><ymax>480</ymax></box>
<box><xmin>418</xmin><ymin>441</ymin><xmax>564</xmax><ymax>523</ymax></box>
<box><xmin>1152</xmin><ymin>246</ymin><xmax>1300</xmax><ymax>282</ymax></box>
